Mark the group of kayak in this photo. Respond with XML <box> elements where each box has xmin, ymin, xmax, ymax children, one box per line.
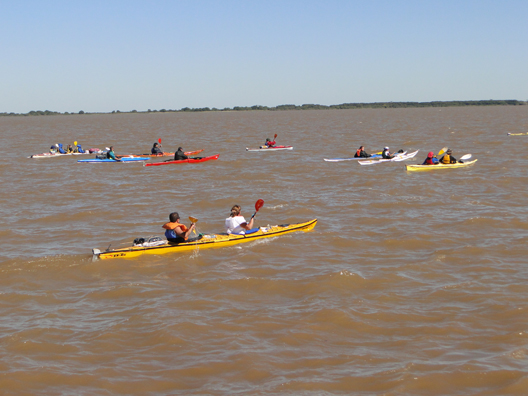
<box><xmin>324</xmin><ymin>144</ymin><xmax>477</xmax><ymax>171</ymax></box>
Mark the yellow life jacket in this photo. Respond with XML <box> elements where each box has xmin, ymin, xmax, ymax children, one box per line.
<box><xmin>441</xmin><ymin>154</ymin><xmax>451</xmax><ymax>164</ymax></box>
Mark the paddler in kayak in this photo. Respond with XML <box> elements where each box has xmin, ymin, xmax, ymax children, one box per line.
<box><xmin>163</xmin><ymin>212</ymin><xmax>196</xmax><ymax>243</ymax></box>
<box><xmin>422</xmin><ymin>151</ymin><xmax>439</xmax><ymax>165</ymax></box>
<box><xmin>151</xmin><ymin>142</ymin><xmax>163</xmax><ymax>155</ymax></box>
<box><xmin>439</xmin><ymin>148</ymin><xmax>461</xmax><ymax>164</ymax></box>
<box><xmin>225</xmin><ymin>205</ymin><xmax>255</xmax><ymax>235</ymax></box>
<box><xmin>381</xmin><ymin>147</ymin><xmax>395</xmax><ymax>159</ymax></box>
<box><xmin>106</xmin><ymin>146</ymin><xmax>117</xmax><ymax>160</ymax></box>
<box><xmin>265</xmin><ymin>137</ymin><xmax>276</xmax><ymax>148</ymax></box>
<box><xmin>354</xmin><ymin>145</ymin><xmax>371</xmax><ymax>158</ymax></box>
<box><xmin>173</xmin><ymin>147</ymin><xmax>188</xmax><ymax>160</ymax></box>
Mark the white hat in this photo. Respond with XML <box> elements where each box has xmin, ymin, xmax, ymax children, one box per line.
<box><xmin>384</xmin><ymin>146</ymin><xmax>389</xmax><ymax>150</ymax></box>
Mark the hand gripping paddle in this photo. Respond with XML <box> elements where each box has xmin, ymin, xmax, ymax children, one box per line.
<box><xmin>251</xmin><ymin>199</ymin><xmax>264</xmax><ymax>219</ymax></box>
<box><xmin>189</xmin><ymin>216</ymin><xmax>198</xmax><ymax>235</ymax></box>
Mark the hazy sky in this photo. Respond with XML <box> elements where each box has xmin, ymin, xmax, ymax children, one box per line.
<box><xmin>1</xmin><ymin>0</ymin><xmax>526</xmax><ymax>113</ymax></box>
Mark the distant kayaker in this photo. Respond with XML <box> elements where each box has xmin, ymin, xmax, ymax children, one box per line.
<box><xmin>163</xmin><ymin>212</ymin><xmax>196</xmax><ymax>243</ymax></box>
<box><xmin>174</xmin><ymin>147</ymin><xmax>188</xmax><ymax>161</ymax></box>
<box><xmin>66</xmin><ymin>144</ymin><xmax>74</xmax><ymax>153</ymax></box>
<box><xmin>439</xmin><ymin>148</ymin><xmax>459</xmax><ymax>164</ymax></box>
<box><xmin>151</xmin><ymin>142</ymin><xmax>163</xmax><ymax>155</ymax></box>
<box><xmin>49</xmin><ymin>145</ymin><xmax>57</xmax><ymax>154</ymax></box>
<box><xmin>106</xmin><ymin>146</ymin><xmax>117</xmax><ymax>160</ymax></box>
<box><xmin>354</xmin><ymin>146</ymin><xmax>371</xmax><ymax>158</ymax></box>
<box><xmin>381</xmin><ymin>147</ymin><xmax>395</xmax><ymax>159</ymax></box>
<box><xmin>225</xmin><ymin>205</ymin><xmax>255</xmax><ymax>235</ymax></box>
<box><xmin>422</xmin><ymin>151</ymin><xmax>439</xmax><ymax>165</ymax></box>
<box><xmin>265</xmin><ymin>137</ymin><xmax>276</xmax><ymax>148</ymax></box>
<box><xmin>57</xmin><ymin>143</ymin><xmax>67</xmax><ymax>154</ymax></box>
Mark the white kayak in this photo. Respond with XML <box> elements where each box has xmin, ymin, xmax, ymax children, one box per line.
<box><xmin>246</xmin><ymin>145</ymin><xmax>293</xmax><ymax>152</ymax></box>
<box><xmin>358</xmin><ymin>150</ymin><xmax>419</xmax><ymax>166</ymax></box>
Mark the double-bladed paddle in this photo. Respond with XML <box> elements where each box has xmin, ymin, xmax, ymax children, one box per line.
<box><xmin>189</xmin><ymin>216</ymin><xmax>198</xmax><ymax>235</ymax></box>
<box><xmin>438</xmin><ymin>147</ymin><xmax>448</xmax><ymax>156</ymax></box>
<box><xmin>251</xmin><ymin>199</ymin><xmax>264</xmax><ymax>219</ymax></box>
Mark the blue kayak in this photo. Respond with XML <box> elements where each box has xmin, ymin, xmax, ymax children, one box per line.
<box><xmin>78</xmin><ymin>157</ymin><xmax>150</xmax><ymax>163</ymax></box>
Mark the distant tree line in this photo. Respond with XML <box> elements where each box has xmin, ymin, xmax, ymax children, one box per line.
<box><xmin>1</xmin><ymin>100</ymin><xmax>526</xmax><ymax>116</ymax></box>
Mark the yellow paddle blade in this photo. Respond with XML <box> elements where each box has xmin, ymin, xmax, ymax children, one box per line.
<box><xmin>74</xmin><ymin>141</ymin><xmax>77</xmax><ymax>146</ymax></box>
<box><xmin>189</xmin><ymin>216</ymin><xmax>198</xmax><ymax>223</ymax></box>
<box><xmin>438</xmin><ymin>147</ymin><xmax>448</xmax><ymax>156</ymax></box>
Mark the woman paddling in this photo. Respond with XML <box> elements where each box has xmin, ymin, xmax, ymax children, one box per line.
<box><xmin>225</xmin><ymin>205</ymin><xmax>255</xmax><ymax>235</ymax></box>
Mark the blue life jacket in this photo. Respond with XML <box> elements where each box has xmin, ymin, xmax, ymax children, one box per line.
<box><xmin>57</xmin><ymin>144</ymin><xmax>66</xmax><ymax>154</ymax></box>
<box><xmin>77</xmin><ymin>145</ymin><xmax>85</xmax><ymax>153</ymax></box>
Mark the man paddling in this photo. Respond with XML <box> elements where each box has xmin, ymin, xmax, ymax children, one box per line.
<box><xmin>106</xmin><ymin>146</ymin><xmax>117</xmax><ymax>160</ymax></box>
<box><xmin>265</xmin><ymin>137</ymin><xmax>276</xmax><ymax>148</ymax></box>
<box><xmin>381</xmin><ymin>147</ymin><xmax>395</xmax><ymax>159</ymax></box>
<box><xmin>174</xmin><ymin>147</ymin><xmax>188</xmax><ymax>161</ymax></box>
<box><xmin>151</xmin><ymin>142</ymin><xmax>163</xmax><ymax>155</ymax></box>
<box><xmin>439</xmin><ymin>148</ymin><xmax>461</xmax><ymax>164</ymax></box>
<box><xmin>163</xmin><ymin>212</ymin><xmax>196</xmax><ymax>243</ymax></box>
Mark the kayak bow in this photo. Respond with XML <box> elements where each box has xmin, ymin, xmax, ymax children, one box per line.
<box><xmin>92</xmin><ymin>219</ymin><xmax>317</xmax><ymax>260</ymax></box>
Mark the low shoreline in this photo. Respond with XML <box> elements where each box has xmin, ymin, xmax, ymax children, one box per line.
<box><xmin>1</xmin><ymin>99</ymin><xmax>526</xmax><ymax>117</ymax></box>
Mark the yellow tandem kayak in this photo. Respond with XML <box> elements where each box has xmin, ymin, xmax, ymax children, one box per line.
<box><xmin>405</xmin><ymin>159</ymin><xmax>478</xmax><ymax>172</ymax></box>
<box><xmin>92</xmin><ymin>219</ymin><xmax>317</xmax><ymax>260</ymax></box>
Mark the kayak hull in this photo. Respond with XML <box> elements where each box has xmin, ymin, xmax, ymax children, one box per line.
<box><xmin>405</xmin><ymin>159</ymin><xmax>478</xmax><ymax>171</ymax></box>
<box><xmin>92</xmin><ymin>219</ymin><xmax>317</xmax><ymax>260</ymax></box>
<box><xmin>246</xmin><ymin>146</ymin><xmax>293</xmax><ymax>152</ymax></box>
<box><xmin>144</xmin><ymin>154</ymin><xmax>219</xmax><ymax>167</ymax></box>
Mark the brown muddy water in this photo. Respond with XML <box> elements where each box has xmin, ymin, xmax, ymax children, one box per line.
<box><xmin>0</xmin><ymin>106</ymin><xmax>527</xmax><ymax>395</ymax></box>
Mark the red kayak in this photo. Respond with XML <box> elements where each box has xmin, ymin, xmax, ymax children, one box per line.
<box><xmin>144</xmin><ymin>154</ymin><xmax>219</xmax><ymax>167</ymax></box>
<box><xmin>118</xmin><ymin>149</ymin><xmax>204</xmax><ymax>159</ymax></box>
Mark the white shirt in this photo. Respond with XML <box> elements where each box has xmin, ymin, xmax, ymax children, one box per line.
<box><xmin>225</xmin><ymin>216</ymin><xmax>247</xmax><ymax>235</ymax></box>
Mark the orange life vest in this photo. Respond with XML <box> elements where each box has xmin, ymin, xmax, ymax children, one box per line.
<box><xmin>162</xmin><ymin>222</ymin><xmax>189</xmax><ymax>239</ymax></box>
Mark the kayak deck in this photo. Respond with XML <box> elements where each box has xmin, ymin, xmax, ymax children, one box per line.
<box><xmin>405</xmin><ymin>159</ymin><xmax>478</xmax><ymax>171</ymax></box>
<box><xmin>144</xmin><ymin>154</ymin><xmax>219</xmax><ymax>167</ymax></box>
<box><xmin>92</xmin><ymin>219</ymin><xmax>317</xmax><ymax>260</ymax></box>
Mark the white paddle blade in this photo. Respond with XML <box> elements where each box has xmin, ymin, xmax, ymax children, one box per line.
<box><xmin>460</xmin><ymin>154</ymin><xmax>472</xmax><ymax>160</ymax></box>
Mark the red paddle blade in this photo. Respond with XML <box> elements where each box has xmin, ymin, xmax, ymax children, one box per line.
<box><xmin>158</xmin><ymin>138</ymin><xmax>162</xmax><ymax>144</ymax></box>
<box><xmin>274</xmin><ymin>134</ymin><xmax>277</xmax><ymax>139</ymax></box>
<box><xmin>255</xmin><ymin>199</ymin><xmax>264</xmax><ymax>212</ymax></box>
